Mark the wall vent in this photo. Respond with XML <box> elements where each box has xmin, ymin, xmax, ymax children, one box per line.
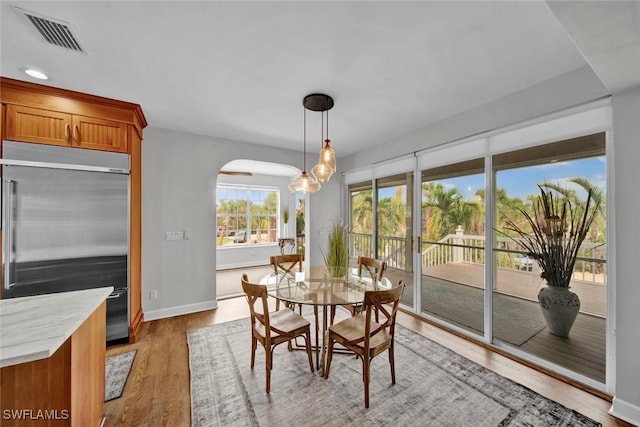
<box><xmin>13</xmin><ymin>6</ymin><xmax>88</xmax><ymax>54</ymax></box>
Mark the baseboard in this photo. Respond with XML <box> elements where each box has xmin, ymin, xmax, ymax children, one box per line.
<box><xmin>609</xmin><ymin>396</ymin><xmax>640</xmax><ymax>425</ymax></box>
<box><xmin>144</xmin><ymin>300</ymin><xmax>218</xmax><ymax>321</ymax></box>
<box><xmin>217</xmin><ymin>261</ymin><xmax>270</xmax><ymax>270</ymax></box>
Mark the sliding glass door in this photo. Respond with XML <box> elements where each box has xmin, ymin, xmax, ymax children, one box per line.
<box><xmin>345</xmin><ymin>105</ymin><xmax>611</xmax><ymax>390</ymax></box>
<box><xmin>492</xmin><ymin>133</ymin><xmax>607</xmax><ymax>383</ymax></box>
<box><xmin>420</xmin><ymin>159</ymin><xmax>485</xmax><ymax>334</ymax></box>
<box><xmin>376</xmin><ymin>173</ymin><xmax>414</xmax><ymax>307</ymax></box>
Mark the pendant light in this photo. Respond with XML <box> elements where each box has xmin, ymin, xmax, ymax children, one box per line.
<box><xmin>289</xmin><ymin>107</ymin><xmax>321</xmax><ymax>194</ymax></box>
<box><xmin>311</xmin><ymin>110</ymin><xmax>336</xmax><ymax>183</ymax></box>
<box><xmin>309</xmin><ymin>95</ymin><xmax>336</xmax><ymax>183</ymax></box>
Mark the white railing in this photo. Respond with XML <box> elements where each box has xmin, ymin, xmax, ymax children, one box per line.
<box><xmin>349</xmin><ymin>230</ymin><xmax>606</xmax><ymax>285</ymax></box>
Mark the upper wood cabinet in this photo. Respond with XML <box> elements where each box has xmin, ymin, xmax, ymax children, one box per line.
<box><xmin>5</xmin><ymin>104</ymin><xmax>128</xmax><ymax>153</ymax></box>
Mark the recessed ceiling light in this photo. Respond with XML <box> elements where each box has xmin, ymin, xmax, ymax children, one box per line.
<box><xmin>23</xmin><ymin>68</ymin><xmax>49</xmax><ymax>80</ymax></box>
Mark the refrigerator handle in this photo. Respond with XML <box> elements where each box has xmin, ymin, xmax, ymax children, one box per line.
<box><xmin>2</xmin><ymin>179</ymin><xmax>17</xmax><ymax>291</ymax></box>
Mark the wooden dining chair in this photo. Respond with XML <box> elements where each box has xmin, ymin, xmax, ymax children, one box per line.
<box><xmin>270</xmin><ymin>254</ymin><xmax>304</xmax><ymax>312</ymax></box>
<box><xmin>358</xmin><ymin>256</ymin><xmax>387</xmax><ymax>284</ymax></box>
<box><xmin>324</xmin><ymin>281</ymin><xmax>404</xmax><ymax>408</ymax></box>
<box><xmin>241</xmin><ymin>274</ymin><xmax>314</xmax><ymax>393</ymax></box>
<box><xmin>330</xmin><ymin>256</ymin><xmax>387</xmax><ymax>323</ymax></box>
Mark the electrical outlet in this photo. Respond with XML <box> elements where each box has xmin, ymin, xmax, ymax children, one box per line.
<box><xmin>149</xmin><ymin>289</ymin><xmax>158</xmax><ymax>299</ymax></box>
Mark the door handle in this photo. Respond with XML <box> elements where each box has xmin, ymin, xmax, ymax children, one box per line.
<box><xmin>73</xmin><ymin>125</ymin><xmax>79</xmax><ymax>145</ymax></box>
<box><xmin>416</xmin><ymin>235</ymin><xmax>421</xmax><ymax>253</ymax></box>
<box><xmin>410</xmin><ymin>235</ymin><xmax>414</xmax><ymax>253</ymax></box>
<box><xmin>2</xmin><ymin>179</ymin><xmax>17</xmax><ymax>291</ymax></box>
<box><xmin>65</xmin><ymin>123</ymin><xmax>71</xmax><ymax>142</ymax></box>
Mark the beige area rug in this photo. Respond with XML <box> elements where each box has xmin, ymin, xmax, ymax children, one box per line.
<box><xmin>186</xmin><ymin>312</ymin><xmax>600</xmax><ymax>427</ymax></box>
<box><xmin>216</xmin><ymin>265</ymin><xmax>273</xmax><ymax>298</ymax></box>
<box><xmin>105</xmin><ymin>350</ymin><xmax>136</xmax><ymax>401</ymax></box>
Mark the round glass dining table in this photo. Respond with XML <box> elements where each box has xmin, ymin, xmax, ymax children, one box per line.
<box><xmin>260</xmin><ymin>265</ymin><xmax>391</xmax><ymax>373</ymax></box>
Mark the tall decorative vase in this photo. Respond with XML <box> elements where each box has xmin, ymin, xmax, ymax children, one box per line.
<box><xmin>537</xmin><ymin>285</ymin><xmax>580</xmax><ymax>338</ymax></box>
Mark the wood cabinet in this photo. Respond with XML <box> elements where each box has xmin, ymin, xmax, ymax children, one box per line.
<box><xmin>6</xmin><ymin>104</ymin><xmax>128</xmax><ymax>152</ymax></box>
<box><xmin>0</xmin><ymin>77</ymin><xmax>146</xmax><ymax>342</ymax></box>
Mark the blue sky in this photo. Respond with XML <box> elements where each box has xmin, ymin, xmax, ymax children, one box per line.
<box><xmin>377</xmin><ymin>156</ymin><xmax>606</xmax><ymax>202</ymax></box>
<box><xmin>440</xmin><ymin>156</ymin><xmax>605</xmax><ymax>200</ymax></box>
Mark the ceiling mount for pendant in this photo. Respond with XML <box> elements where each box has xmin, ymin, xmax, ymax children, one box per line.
<box><xmin>303</xmin><ymin>93</ymin><xmax>334</xmax><ymax>112</ymax></box>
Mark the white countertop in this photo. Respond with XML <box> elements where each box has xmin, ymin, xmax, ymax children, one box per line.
<box><xmin>0</xmin><ymin>287</ymin><xmax>113</xmax><ymax>368</ymax></box>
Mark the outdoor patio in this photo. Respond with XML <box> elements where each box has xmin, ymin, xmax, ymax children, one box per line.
<box><xmin>385</xmin><ymin>262</ymin><xmax>606</xmax><ymax>383</ymax></box>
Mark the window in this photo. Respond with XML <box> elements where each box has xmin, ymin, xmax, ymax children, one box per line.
<box><xmin>216</xmin><ymin>185</ymin><xmax>279</xmax><ymax>247</ymax></box>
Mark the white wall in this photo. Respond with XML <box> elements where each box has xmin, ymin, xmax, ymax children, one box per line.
<box><xmin>141</xmin><ymin>127</ymin><xmax>306</xmax><ymax>319</ymax></box>
<box><xmin>216</xmin><ymin>173</ymin><xmax>295</xmax><ymax>269</ymax></box>
<box><xmin>342</xmin><ymin>66</ymin><xmax>608</xmax><ymax>170</ymax></box>
<box><xmin>610</xmin><ymin>86</ymin><xmax>640</xmax><ymax>424</ymax></box>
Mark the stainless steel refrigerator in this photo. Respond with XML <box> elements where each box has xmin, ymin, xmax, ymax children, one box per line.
<box><xmin>1</xmin><ymin>140</ymin><xmax>130</xmax><ymax>342</ymax></box>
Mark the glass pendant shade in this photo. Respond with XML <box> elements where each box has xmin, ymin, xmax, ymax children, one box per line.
<box><xmin>311</xmin><ymin>161</ymin><xmax>333</xmax><ymax>183</ymax></box>
<box><xmin>289</xmin><ymin>171</ymin><xmax>321</xmax><ymax>194</ymax></box>
<box><xmin>311</xmin><ymin>140</ymin><xmax>334</xmax><ymax>183</ymax></box>
<box><xmin>320</xmin><ymin>139</ymin><xmax>336</xmax><ymax>171</ymax></box>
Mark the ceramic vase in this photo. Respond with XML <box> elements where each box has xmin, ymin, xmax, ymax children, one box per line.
<box><xmin>537</xmin><ymin>285</ymin><xmax>580</xmax><ymax>338</ymax></box>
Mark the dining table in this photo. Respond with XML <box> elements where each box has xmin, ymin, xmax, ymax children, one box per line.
<box><xmin>260</xmin><ymin>265</ymin><xmax>392</xmax><ymax>374</ymax></box>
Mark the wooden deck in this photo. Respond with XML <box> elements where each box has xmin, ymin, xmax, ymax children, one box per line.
<box><xmin>385</xmin><ymin>262</ymin><xmax>607</xmax><ymax>383</ymax></box>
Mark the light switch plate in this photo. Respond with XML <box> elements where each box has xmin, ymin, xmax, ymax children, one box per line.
<box><xmin>165</xmin><ymin>231</ymin><xmax>183</xmax><ymax>241</ymax></box>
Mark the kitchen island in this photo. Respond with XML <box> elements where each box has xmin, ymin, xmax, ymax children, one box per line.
<box><xmin>0</xmin><ymin>287</ymin><xmax>113</xmax><ymax>426</ymax></box>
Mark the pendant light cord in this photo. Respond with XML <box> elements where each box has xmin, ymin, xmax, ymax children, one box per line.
<box><xmin>326</xmin><ymin>109</ymin><xmax>329</xmax><ymax>140</ymax></box>
<box><xmin>303</xmin><ymin>107</ymin><xmax>307</xmax><ymax>171</ymax></box>
<box><xmin>321</xmin><ymin>111</ymin><xmax>324</xmax><ymax>147</ymax></box>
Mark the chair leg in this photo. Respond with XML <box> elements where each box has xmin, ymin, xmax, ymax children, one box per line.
<box><xmin>304</xmin><ymin>328</ymin><xmax>314</xmax><ymax>373</ymax></box>
<box><xmin>330</xmin><ymin>305</ymin><xmax>336</xmax><ymax>324</ymax></box>
<box><xmin>314</xmin><ymin>306</ymin><xmax>319</xmax><ymax>368</ymax></box>
<box><xmin>363</xmin><ymin>356</ymin><xmax>370</xmax><ymax>408</ymax></box>
<box><xmin>389</xmin><ymin>343</ymin><xmax>396</xmax><ymax>384</ymax></box>
<box><xmin>324</xmin><ymin>335</ymin><xmax>335</xmax><ymax>379</ymax></box>
<box><xmin>266</xmin><ymin>347</ymin><xmax>273</xmax><ymax>393</ymax></box>
<box><xmin>250</xmin><ymin>336</ymin><xmax>257</xmax><ymax>369</ymax></box>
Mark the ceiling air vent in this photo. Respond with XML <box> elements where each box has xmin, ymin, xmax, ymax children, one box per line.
<box><xmin>13</xmin><ymin>6</ymin><xmax>88</xmax><ymax>54</ymax></box>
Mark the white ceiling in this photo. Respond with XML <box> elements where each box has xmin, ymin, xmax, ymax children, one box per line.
<box><xmin>1</xmin><ymin>1</ymin><xmax>639</xmax><ymax>161</ymax></box>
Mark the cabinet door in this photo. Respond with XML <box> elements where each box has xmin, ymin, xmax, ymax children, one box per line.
<box><xmin>72</xmin><ymin>115</ymin><xmax>128</xmax><ymax>153</ymax></box>
<box><xmin>5</xmin><ymin>105</ymin><xmax>72</xmax><ymax>146</ymax></box>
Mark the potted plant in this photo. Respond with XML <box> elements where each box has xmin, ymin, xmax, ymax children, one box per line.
<box><xmin>499</xmin><ymin>185</ymin><xmax>601</xmax><ymax>337</ymax></box>
<box><xmin>322</xmin><ymin>219</ymin><xmax>349</xmax><ymax>278</ymax></box>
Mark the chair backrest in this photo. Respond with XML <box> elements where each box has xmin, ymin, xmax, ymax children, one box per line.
<box><xmin>358</xmin><ymin>256</ymin><xmax>387</xmax><ymax>283</ymax></box>
<box><xmin>362</xmin><ymin>281</ymin><xmax>404</xmax><ymax>347</ymax></box>
<box><xmin>270</xmin><ymin>254</ymin><xmax>304</xmax><ymax>276</ymax></box>
<box><xmin>241</xmin><ymin>274</ymin><xmax>271</xmax><ymax>333</ymax></box>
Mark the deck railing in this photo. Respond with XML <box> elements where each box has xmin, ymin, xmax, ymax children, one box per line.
<box><xmin>349</xmin><ymin>230</ymin><xmax>606</xmax><ymax>284</ymax></box>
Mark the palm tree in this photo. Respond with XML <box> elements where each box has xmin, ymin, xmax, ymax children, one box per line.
<box><xmin>351</xmin><ymin>190</ymin><xmax>373</xmax><ymax>234</ymax></box>
<box><xmin>422</xmin><ymin>182</ymin><xmax>481</xmax><ymax>242</ymax></box>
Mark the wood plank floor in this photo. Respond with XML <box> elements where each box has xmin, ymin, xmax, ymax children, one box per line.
<box><xmin>103</xmin><ymin>297</ymin><xmax>630</xmax><ymax>427</ymax></box>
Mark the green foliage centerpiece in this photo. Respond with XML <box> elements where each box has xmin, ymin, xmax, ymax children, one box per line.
<box><xmin>322</xmin><ymin>219</ymin><xmax>349</xmax><ymax>278</ymax></box>
<box><xmin>500</xmin><ymin>184</ymin><xmax>601</xmax><ymax>337</ymax></box>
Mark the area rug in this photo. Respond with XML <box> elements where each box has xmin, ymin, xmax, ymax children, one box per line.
<box><xmin>186</xmin><ymin>317</ymin><xmax>600</xmax><ymax>427</ymax></box>
<box><xmin>105</xmin><ymin>350</ymin><xmax>136</xmax><ymax>401</ymax></box>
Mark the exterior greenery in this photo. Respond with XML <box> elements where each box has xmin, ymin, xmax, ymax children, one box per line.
<box><xmin>216</xmin><ymin>186</ymin><xmax>278</xmax><ymax>246</ymax></box>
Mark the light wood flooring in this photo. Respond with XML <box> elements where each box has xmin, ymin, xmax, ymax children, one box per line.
<box><xmin>104</xmin><ymin>297</ymin><xmax>630</xmax><ymax>427</ymax></box>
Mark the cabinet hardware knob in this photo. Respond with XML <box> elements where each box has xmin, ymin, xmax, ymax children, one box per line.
<box><xmin>65</xmin><ymin>123</ymin><xmax>71</xmax><ymax>142</ymax></box>
<box><xmin>73</xmin><ymin>125</ymin><xmax>79</xmax><ymax>144</ymax></box>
